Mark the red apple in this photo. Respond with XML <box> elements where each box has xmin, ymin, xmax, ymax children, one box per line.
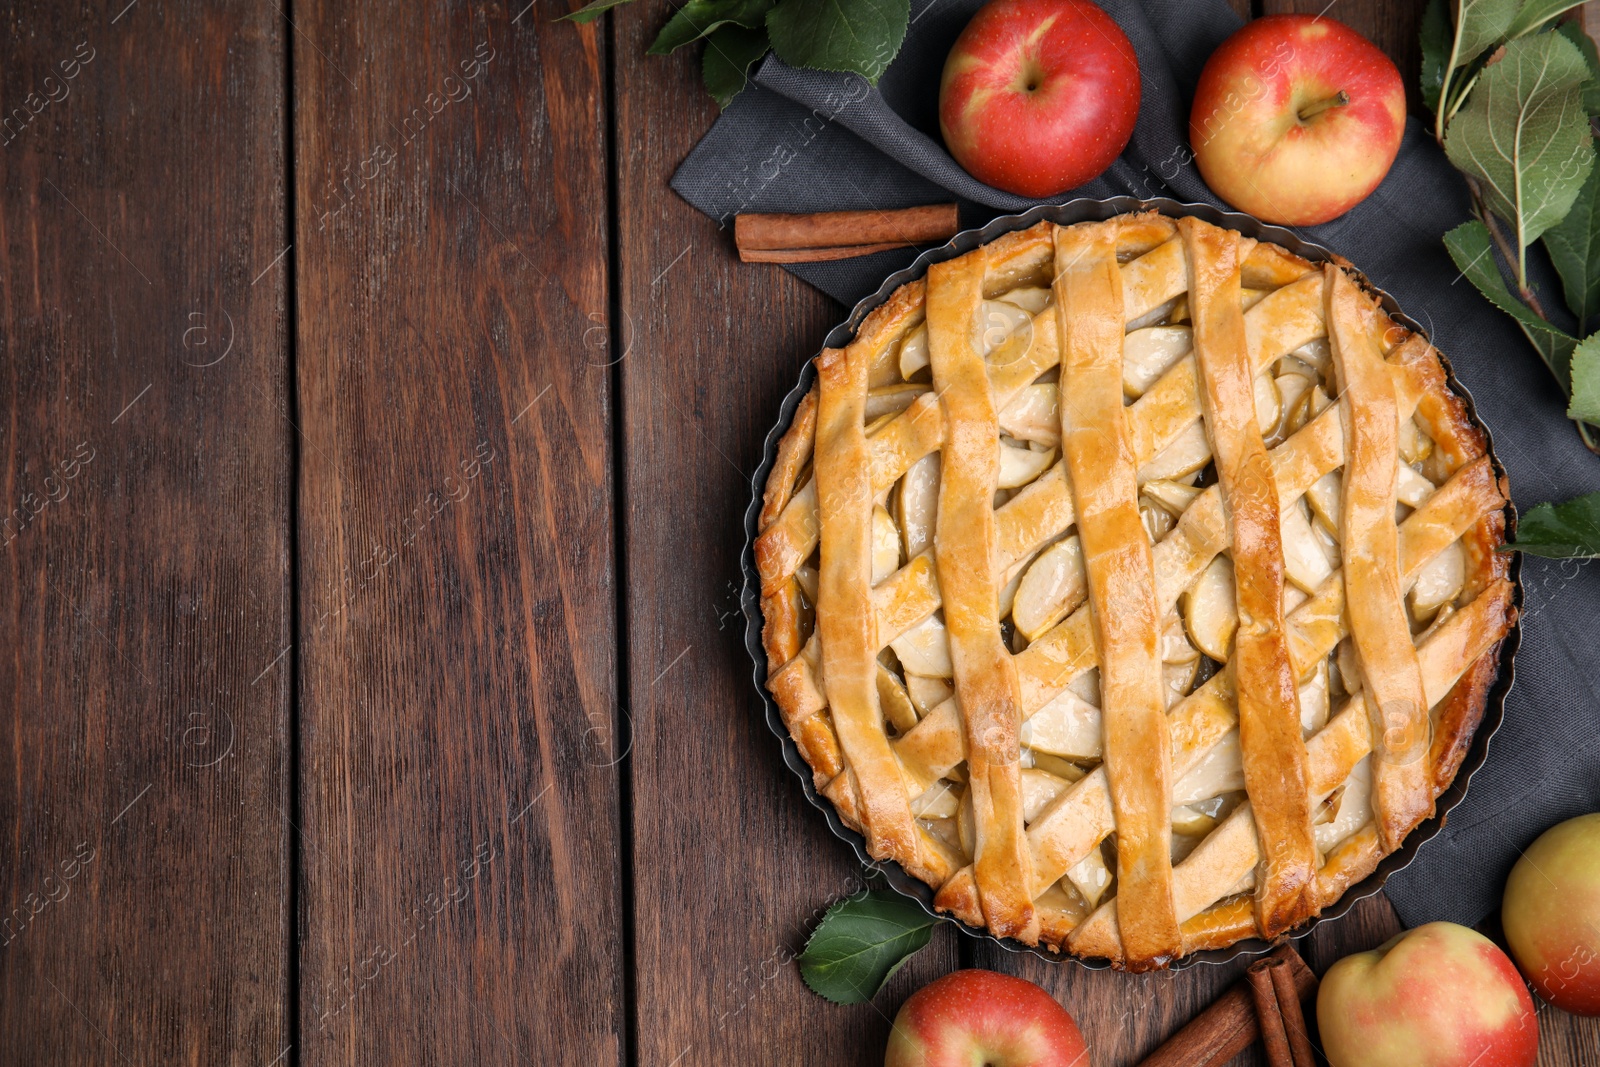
<box><xmin>939</xmin><ymin>0</ymin><xmax>1139</xmax><ymax>198</ymax></box>
<box><xmin>1190</xmin><ymin>14</ymin><xmax>1404</xmax><ymax>226</ymax></box>
<box><xmin>1316</xmin><ymin>922</ymin><xmax>1538</xmax><ymax>1067</ymax></box>
<box><xmin>1503</xmin><ymin>812</ymin><xmax>1600</xmax><ymax>1015</ymax></box>
<box><xmin>884</xmin><ymin>969</ymin><xmax>1087</xmax><ymax>1067</ymax></box>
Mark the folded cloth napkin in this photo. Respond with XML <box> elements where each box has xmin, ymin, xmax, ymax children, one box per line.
<box><xmin>674</xmin><ymin>0</ymin><xmax>1600</xmax><ymax>931</ymax></box>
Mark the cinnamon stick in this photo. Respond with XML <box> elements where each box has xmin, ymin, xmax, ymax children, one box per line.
<box><xmin>737</xmin><ymin>241</ymin><xmax>912</xmax><ymax>264</ymax></box>
<box><xmin>1247</xmin><ymin>958</ymin><xmax>1294</xmax><ymax>1067</ymax></box>
<box><xmin>1134</xmin><ymin>945</ymin><xmax>1318</xmax><ymax>1067</ymax></box>
<box><xmin>734</xmin><ymin>204</ymin><xmax>959</xmax><ymax>263</ymax></box>
<box><xmin>1268</xmin><ymin>954</ymin><xmax>1319</xmax><ymax>1067</ymax></box>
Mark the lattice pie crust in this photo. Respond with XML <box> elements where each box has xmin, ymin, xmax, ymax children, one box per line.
<box><xmin>754</xmin><ymin>212</ymin><xmax>1514</xmax><ymax>969</ymax></box>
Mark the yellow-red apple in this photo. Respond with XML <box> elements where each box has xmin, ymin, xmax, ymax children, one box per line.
<box><xmin>1190</xmin><ymin>15</ymin><xmax>1404</xmax><ymax>226</ymax></box>
<box><xmin>884</xmin><ymin>969</ymin><xmax>1087</xmax><ymax>1067</ymax></box>
<box><xmin>939</xmin><ymin>0</ymin><xmax>1139</xmax><ymax>198</ymax></box>
<box><xmin>1503</xmin><ymin>812</ymin><xmax>1600</xmax><ymax>1015</ymax></box>
<box><xmin>1317</xmin><ymin>922</ymin><xmax>1538</xmax><ymax>1067</ymax></box>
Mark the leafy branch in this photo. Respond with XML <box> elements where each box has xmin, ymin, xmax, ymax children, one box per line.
<box><xmin>1423</xmin><ymin>0</ymin><xmax>1600</xmax><ymax>452</ymax></box>
<box><xmin>561</xmin><ymin>0</ymin><xmax>908</xmax><ymax>107</ymax></box>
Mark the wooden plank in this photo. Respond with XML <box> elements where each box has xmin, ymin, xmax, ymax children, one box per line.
<box><xmin>1538</xmin><ymin>999</ymin><xmax>1600</xmax><ymax>1067</ymax></box>
<box><xmin>611</xmin><ymin>5</ymin><xmax>961</xmax><ymax>1063</ymax></box>
<box><xmin>291</xmin><ymin>4</ymin><xmax>625</xmax><ymax>1064</ymax></box>
<box><xmin>0</xmin><ymin>3</ymin><xmax>291</xmax><ymax>1064</ymax></box>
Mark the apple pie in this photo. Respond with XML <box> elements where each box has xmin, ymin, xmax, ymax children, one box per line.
<box><xmin>753</xmin><ymin>211</ymin><xmax>1515</xmax><ymax>969</ymax></box>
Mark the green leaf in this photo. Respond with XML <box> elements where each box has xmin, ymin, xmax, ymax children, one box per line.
<box><xmin>1570</xmin><ymin>332</ymin><xmax>1600</xmax><ymax>422</ymax></box>
<box><xmin>1452</xmin><ymin>0</ymin><xmax>1524</xmax><ymax>71</ymax></box>
<box><xmin>1554</xmin><ymin>19</ymin><xmax>1600</xmax><ymax>114</ymax></box>
<box><xmin>1506</xmin><ymin>0</ymin><xmax>1588</xmax><ymax>40</ymax></box>
<box><xmin>1507</xmin><ymin>490</ymin><xmax>1600</xmax><ymax>557</ymax></box>
<box><xmin>1422</xmin><ymin>0</ymin><xmax>1454</xmax><ymax>114</ymax></box>
<box><xmin>1444</xmin><ymin>32</ymin><xmax>1596</xmax><ymax>247</ymax></box>
<box><xmin>1543</xmin><ymin>153</ymin><xmax>1600</xmax><ymax>332</ymax></box>
<box><xmin>702</xmin><ymin>24</ymin><xmax>769</xmax><ymax>108</ymax></box>
<box><xmin>766</xmin><ymin>0</ymin><xmax>908</xmax><ymax>83</ymax></box>
<box><xmin>796</xmin><ymin>890</ymin><xmax>934</xmax><ymax>1004</ymax></box>
<box><xmin>651</xmin><ymin>0</ymin><xmax>773</xmax><ymax>54</ymax></box>
<box><xmin>559</xmin><ymin>0</ymin><xmax>639</xmax><ymax>23</ymax></box>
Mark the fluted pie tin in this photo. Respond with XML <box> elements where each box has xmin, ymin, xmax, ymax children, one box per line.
<box><xmin>740</xmin><ymin>196</ymin><xmax>1522</xmax><ymax>969</ymax></box>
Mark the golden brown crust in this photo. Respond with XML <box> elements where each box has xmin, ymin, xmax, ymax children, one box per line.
<box><xmin>1428</xmin><ymin>609</ymin><xmax>1515</xmax><ymax>798</ymax></box>
<box><xmin>761</xmin><ymin>387</ymin><xmax>817</xmax><ymax>530</ymax></box>
<box><xmin>977</xmin><ymin>220</ymin><xmax>1055</xmax><ymax>296</ymax></box>
<box><xmin>1182</xmin><ymin>217</ymin><xmax>1318</xmax><ymax>938</ymax></box>
<box><xmin>1054</xmin><ymin>220</ymin><xmax>1180</xmax><ymax>967</ymax></box>
<box><xmin>924</xmin><ymin>248</ymin><xmax>1038</xmax><ymax>941</ymax></box>
<box><xmin>1242</xmin><ymin>239</ymin><xmax>1318</xmax><ymax>289</ymax></box>
<box><xmin>1397</xmin><ymin>335</ymin><xmax>1490</xmax><ymax>476</ymax></box>
<box><xmin>752</xmin><ymin>213</ymin><xmax>1514</xmax><ymax>966</ymax></box>
<box><xmin>1179</xmin><ymin>896</ymin><xmax>1256</xmax><ymax>954</ymax></box>
<box><xmin>813</xmin><ymin>342</ymin><xmax>921</xmax><ymax>863</ymax></box>
<box><xmin>1314</xmin><ymin>826</ymin><xmax>1386</xmax><ymax>912</ymax></box>
<box><xmin>1327</xmin><ymin>265</ymin><xmax>1434</xmax><ymax>852</ymax></box>
<box><xmin>760</xmin><ymin>583</ymin><xmax>803</xmax><ymax>667</ymax></box>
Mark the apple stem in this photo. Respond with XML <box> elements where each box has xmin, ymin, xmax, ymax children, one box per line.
<box><xmin>1296</xmin><ymin>91</ymin><xmax>1350</xmax><ymax>122</ymax></box>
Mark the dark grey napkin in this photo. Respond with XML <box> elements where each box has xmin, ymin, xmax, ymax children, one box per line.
<box><xmin>674</xmin><ymin>0</ymin><xmax>1600</xmax><ymax>930</ymax></box>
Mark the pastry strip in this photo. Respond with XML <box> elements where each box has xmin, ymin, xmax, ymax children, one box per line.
<box><xmin>812</xmin><ymin>341</ymin><xmax>920</xmax><ymax>862</ymax></box>
<box><xmin>924</xmin><ymin>249</ymin><xmax>1037</xmax><ymax>940</ymax></box>
<box><xmin>1181</xmin><ymin>217</ymin><xmax>1316</xmax><ymax>937</ymax></box>
<box><xmin>1325</xmin><ymin>265</ymin><xmax>1432</xmax><ymax>851</ymax></box>
<box><xmin>1052</xmin><ymin>220</ymin><xmax>1179</xmax><ymax>967</ymax></box>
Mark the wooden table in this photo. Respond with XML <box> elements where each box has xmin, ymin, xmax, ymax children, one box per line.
<box><xmin>1</xmin><ymin>1</ymin><xmax>1595</xmax><ymax>1064</ymax></box>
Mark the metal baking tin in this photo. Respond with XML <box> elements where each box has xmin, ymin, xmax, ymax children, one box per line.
<box><xmin>740</xmin><ymin>197</ymin><xmax>1523</xmax><ymax>969</ymax></box>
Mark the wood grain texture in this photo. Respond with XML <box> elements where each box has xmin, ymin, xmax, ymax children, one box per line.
<box><xmin>291</xmin><ymin>3</ymin><xmax>624</xmax><ymax>1064</ymax></box>
<box><xmin>0</xmin><ymin>3</ymin><xmax>291</xmax><ymax>1064</ymax></box>
<box><xmin>1538</xmin><ymin>1003</ymin><xmax>1600</xmax><ymax>1067</ymax></box>
<box><xmin>610</xmin><ymin>1</ymin><xmax>961</xmax><ymax>1062</ymax></box>
<box><xmin>0</xmin><ymin>1</ymin><xmax>1596</xmax><ymax>1065</ymax></box>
